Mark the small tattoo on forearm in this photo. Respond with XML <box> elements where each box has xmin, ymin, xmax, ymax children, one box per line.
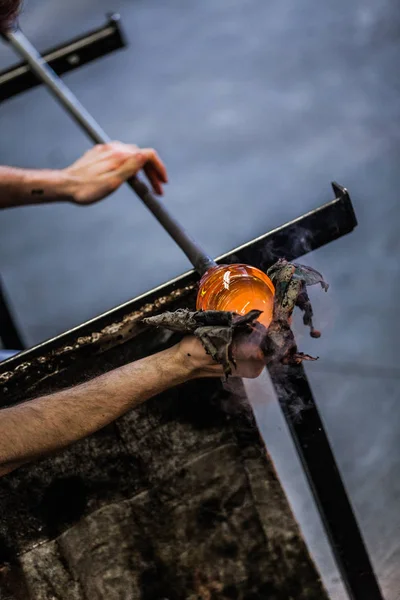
<box><xmin>31</xmin><ymin>189</ymin><xmax>44</xmax><ymax>196</ymax></box>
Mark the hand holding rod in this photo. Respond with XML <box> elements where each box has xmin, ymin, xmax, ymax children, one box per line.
<box><xmin>2</xmin><ymin>27</ymin><xmax>216</xmax><ymax>276</ymax></box>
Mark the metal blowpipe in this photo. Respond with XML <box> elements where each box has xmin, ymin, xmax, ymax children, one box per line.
<box><xmin>3</xmin><ymin>27</ymin><xmax>217</xmax><ymax>276</ymax></box>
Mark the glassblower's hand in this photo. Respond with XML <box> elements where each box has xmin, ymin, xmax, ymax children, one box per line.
<box><xmin>63</xmin><ymin>141</ymin><xmax>168</xmax><ymax>205</ymax></box>
<box><xmin>177</xmin><ymin>328</ymin><xmax>266</xmax><ymax>380</ymax></box>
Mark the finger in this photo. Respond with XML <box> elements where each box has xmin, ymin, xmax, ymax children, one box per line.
<box><xmin>108</xmin><ymin>144</ymin><xmax>168</xmax><ymax>186</ymax></box>
<box><xmin>114</xmin><ymin>153</ymin><xmax>147</xmax><ymax>181</ymax></box>
<box><xmin>78</xmin><ymin>143</ymin><xmax>133</xmax><ymax>169</ymax></box>
<box><xmin>110</xmin><ymin>141</ymin><xmax>139</xmax><ymax>154</ymax></box>
<box><xmin>144</xmin><ymin>163</ymin><xmax>163</xmax><ymax>195</ymax></box>
<box><xmin>141</xmin><ymin>148</ymin><xmax>168</xmax><ymax>183</ymax></box>
<box><xmin>91</xmin><ymin>142</ymin><xmax>134</xmax><ymax>158</ymax></box>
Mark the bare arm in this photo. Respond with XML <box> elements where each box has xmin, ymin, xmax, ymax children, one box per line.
<box><xmin>0</xmin><ymin>341</ymin><xmax>205</xmax><ymax>476</ymax></box>
<box><xmin>0</xmin><ymin>142</ymin><xmax>168</xmax><ymax>210</ymax></box>
<box><xmin>0</xmin><ymin>166</ymin><xmax>72</xmax><ymax>208</ymax></box>
<box><xmin>0</xmin><ymin>336</ymin><xmax>265</xmax><ymax>477</ymax></box>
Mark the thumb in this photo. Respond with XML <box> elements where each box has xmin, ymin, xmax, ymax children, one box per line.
<box><xmin>115</xmin><ymin>152</ymin><xmax>147</xmax><ymax>181</ymax></box>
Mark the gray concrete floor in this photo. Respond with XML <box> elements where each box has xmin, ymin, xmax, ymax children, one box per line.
<box><xmin>0</xmin><ymin>0</ymin><xmax>399</xmax><ymax>598</ymax></box>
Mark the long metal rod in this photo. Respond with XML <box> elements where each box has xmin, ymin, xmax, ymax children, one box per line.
<box><xmin>2</xmin><ymin>27</ymin><xmax>216</xmax><ymax>277</ymax></box>
<box><xmin>268</xmin><ymin>364</ymin><xmax>384</xmax><ymax>600</ymax></box>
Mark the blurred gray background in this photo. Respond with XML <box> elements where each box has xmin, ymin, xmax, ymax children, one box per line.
<box><xmin>0</xmin><ymin>0</ymin><xmax>399</xmax><ymax>598</ymax></box>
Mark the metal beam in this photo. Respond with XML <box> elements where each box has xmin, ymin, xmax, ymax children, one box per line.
<box><xmin>268</xmin><ymin>363</ymin><xmax>384</xmax><ymax>600</ymax></box>
<box><xmin>0</xmin><ymin>14</ymin><xmax>126</xmax><ymax>103</ymax></box>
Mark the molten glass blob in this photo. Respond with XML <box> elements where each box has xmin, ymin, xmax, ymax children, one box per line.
<box><xmin>196</xmin><ymin>264</ymin><xmax>275</xmax><ymax>328</ymax></box>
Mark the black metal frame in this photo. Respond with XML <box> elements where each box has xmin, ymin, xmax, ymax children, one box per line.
<box><xmin>269</xmin><ymin>363</ymin><xmax>383</xmax><ymax>600</ymax></box>
<box><xmin>0</xmin><ymin>14</ymin><xmax>126</xmax><ymax>103</ymax></box>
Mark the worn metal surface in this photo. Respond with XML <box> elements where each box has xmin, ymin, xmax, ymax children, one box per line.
<box><xmin>0</xmin><ymin>282</ymin><xmax>197</xmax><ymax>400</ymax></box>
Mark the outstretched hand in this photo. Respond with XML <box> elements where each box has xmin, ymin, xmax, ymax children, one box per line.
<box><xmin>63</xmin><ymin>141</ymin><xmax>168</xmax><ymax>205</ymax></box>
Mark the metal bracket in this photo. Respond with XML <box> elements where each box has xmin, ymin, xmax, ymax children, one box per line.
<box><xmin>0</xmin><ymin>14</ymin><xmax>127</xmax><ymax>102</ymax></box>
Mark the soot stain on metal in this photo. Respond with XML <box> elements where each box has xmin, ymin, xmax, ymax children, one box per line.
<box><xmin>0</xmin><ymin>283</ymin><xmax>197</xmax><ymax>393</ymax></box>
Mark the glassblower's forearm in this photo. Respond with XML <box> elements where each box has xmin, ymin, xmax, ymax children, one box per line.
<box><xmin>0</xmin><ymin>166</ymin><xmax>73</xmax><ymax>208</ymax></box>
<box><xmin>0</xmin><ymin>345</ymin><xmax>193</xmax><ymax>476</ymax></box>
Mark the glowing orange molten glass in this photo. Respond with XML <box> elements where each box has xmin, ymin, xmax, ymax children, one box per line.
<box><xmin>196</xmin><ymin>264</ymin><xmax>275</xmax><ymax>328</ymax></box>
